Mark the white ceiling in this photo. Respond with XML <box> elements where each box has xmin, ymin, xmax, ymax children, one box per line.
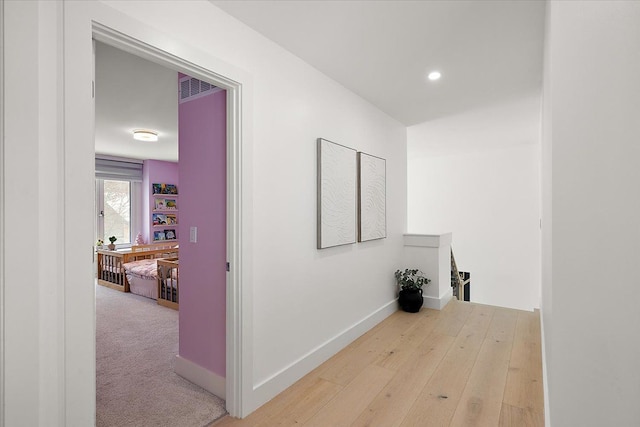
<box><xmin>212</xmin><ymin>0</ymin><xmax>546</xmax><ymax>126</ymax></box>
<box><xmin>95</xmin><ymin>42</ymin><xmax>179</xmax><ymax>162</ymax></box>
<box><xmin>95</xmin><ymin>2</ymin><xmax>545</xmax><ymax>161</ymax></box>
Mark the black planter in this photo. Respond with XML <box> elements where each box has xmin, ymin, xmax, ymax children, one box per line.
<box><xmin>399</xmin><ymin>288</ymin><xmax>423</xmax><ymax>313</ymax></box>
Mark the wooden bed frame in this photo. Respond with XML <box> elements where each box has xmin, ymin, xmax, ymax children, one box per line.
<box><xmin>157</xmin><ymin>258</ymin><xmax>179</xmax><ymax>310</ymax></box>
<box><xmin>96</xmin><ymin>243</ymin><xmax>179</xmax><ymax>293</ymax></box>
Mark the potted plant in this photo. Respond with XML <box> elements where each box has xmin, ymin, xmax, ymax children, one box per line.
<box><xmin>108</xmin><ymin>236</ymin><xmax>117</xmax><ymax>250</ymax></box>
<box><xmin>395</xmin><ymin>269</ymin><xmax>431</xmax><ymax>313</ymax></box>
<box><xmin>96</xmin><ymin>239</ymin><xmax>104</xmax><ymax>249</ymax></box>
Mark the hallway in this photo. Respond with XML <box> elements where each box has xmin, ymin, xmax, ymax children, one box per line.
<box><xmin>212</xmin><ymin>300</ymin><xmax>543</xmax><ymax>426</ymax></box>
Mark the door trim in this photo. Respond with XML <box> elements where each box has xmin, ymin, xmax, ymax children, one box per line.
<box><xmin>91</xmin><ymin>22</ymin><xmax>248</xmax><ymax>416</ymax></box>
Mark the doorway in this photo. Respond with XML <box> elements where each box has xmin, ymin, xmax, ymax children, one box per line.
<box><xmin>61</xmin><ymin>8</ymin><xmax>251</xmax><ymax>420</ymax></box>
<box><xmin>93</xmin><ymin>40</ymin><xmax>229</xmax><ymax>424</ymax></box>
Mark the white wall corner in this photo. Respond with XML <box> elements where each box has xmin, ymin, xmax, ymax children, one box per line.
<box><xmin>251</xmin><ymin>299</ymin><xmax>398</xmax><ymax>410</ymax></box>
<box><xmin>423</xmin><ymin>290</ymin><xmax>453</xmax><ymax>310</ymax></box>
<box><xmin>175</xmin><ymin>355</ymin><xmax>226</xmax><ymax>400</ymax></box>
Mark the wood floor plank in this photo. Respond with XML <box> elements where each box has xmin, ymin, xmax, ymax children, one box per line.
<box><xmin>449</xmin><ymin>307</ymin><xmax>518</xmax><ymax>427</ymax></box>
<box><xmin>317</xmin><ymin>311</ymin><xmax>417</xmax><ymax>385</ymax></box>
<box><xmin>258</xmin><ymin>378</ymin><xmax>343</xmax><ymax>427</ymax></box>
<box><xmin>374</xmin><ymin>308</ymin><xmax>441</xmax><ymax>371</ymax></box>
<box><xmin>260</xmin><ymin>375</ymin><xmax>326</xmax><ymax>421</ymax></box>
<box><xmin>352</xmin><ymin>332</ymin><xmax>456</xmax><ymax>427</ymax></box>
<box><xmin>399</xmin><ymin>304</ymin><xmax>496</xmax><ymax>427</ymax></box>
<box><xmin>432</xmin><ymin>298</ymin><xmax>475</xmax><ymax>337</ymax></box>
<box><xmin>303</xmin><ymin>364</ymin><xmax>395</xmax><ymax>427</ymax></box>
<box><xmin>210</xmin><ymin>365</ymin><xmax>326</xmax><ymax>427</ymax></box>
<box><xmin>499</xmin><ymin>402</ymin><xmax>544</xmax><ymax>427</ymax></box>
<box><xmin>212</xmin><ymin>301</ymin><xmax>545</xmax><ymax>427</ymax></box>
<box><xmin>503</xmin><ymin>310</ymin><xmax>544</xmax><ymax>414</ymax></box>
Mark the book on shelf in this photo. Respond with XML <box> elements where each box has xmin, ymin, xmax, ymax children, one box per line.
<box><xmin>152</xmin><ymin>183</ymin><xmax>178</xmax><ymax>195</ymax></box>
<box><xmin>154</xmin><ymin>198</ymin><xmax>177</xmax><ymax>210</ymax></box>
<box><xmin>164</xmin><ymin>229</ymin><xmax>176</xmax><ymax>240</ymax></box>
<box><xmin>164</xmin><ymin>198</ymin><xmax>177</xmax><ymax>209</ymax></box>
<box><xmin>153</xmin><ymin>213</ymin><xmax>167</xmax><ymax>225</ymax></box>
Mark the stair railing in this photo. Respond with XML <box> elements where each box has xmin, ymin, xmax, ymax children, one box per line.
<box><xmin>451</xmin><ymin>248</ymin><xmax>470</xmax><ymax>301</ymax></box>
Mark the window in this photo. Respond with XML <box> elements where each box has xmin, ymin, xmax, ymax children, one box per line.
<box><xmin>95</xmin><ymin>157</ymin><xmax>143</xmax><ymax>248</ymax></box>
<box><xmin>97</xmin><ymin>179</ymin><xmax>132</xmax><ymax>245</ymax></box>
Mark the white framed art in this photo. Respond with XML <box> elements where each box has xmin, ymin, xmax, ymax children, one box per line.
<box><xmin>317</xmin><ymin>138</ymin><xmax>358</xmax><ymax>249</ymax></box>
<box><xmin>358</xmin><ymin>152</ymin><xmax>386</xmax><ymax>242</ymax></box>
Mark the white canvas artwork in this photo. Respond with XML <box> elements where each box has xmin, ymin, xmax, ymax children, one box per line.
<box><xmin>317</xmin><ymin>138</ymin><xmax>357</xmax><ymax>249</ymax></box>
<box><xmin>358</xmin><ymin>152</ymin><xmax>386</xmax><ymax>241</ymax></box>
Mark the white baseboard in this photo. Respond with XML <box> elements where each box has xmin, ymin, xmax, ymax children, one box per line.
<box><xmin>251</xmin><ymin>299</ymin><xmax>398</xmax><ymax>411</ymax></box>
<box><xmin>423</xmin><ymin>290</ymin><xmax>452</xmax><ymax>310</ymax></box>
<box><xmin>539</xmin><ymin>309</ymin><xmax>551</xmax><ymax>427</ymax></box>
<box><xmin>175</xmin><ymin>355</ymin><xmax>226</xmax><ymax>400</ymax></box>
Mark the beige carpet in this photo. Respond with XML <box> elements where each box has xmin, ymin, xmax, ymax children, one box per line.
<box><xmin>96</xmin><ymin>283</ymin><xmax>227</xmax><ymax>427</ymax></box>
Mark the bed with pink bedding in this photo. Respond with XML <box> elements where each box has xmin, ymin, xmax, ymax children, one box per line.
<box><xmin>123</xmin><ymin>259</ymin><xmax>162</xmax><ymax>299</ymax></box>
<box><xmin>122</xmin><ymin>257</ymin><xmax>179</xmax><ymax>309</ymax></box>
<box><xmin>97</xmin><ymin>243</ymin><xmax>179</xmax><ymax>308</ymax></box>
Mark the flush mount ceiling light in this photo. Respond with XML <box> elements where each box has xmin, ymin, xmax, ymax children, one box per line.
<box><xmin>427</xmin><ymin>71</ymin><xmax>442</xmax><ymax>81</ymax></box>
<box><xmin>133</xmin><ymin>129</ymin><xmax>158</xmax><ymax>142</ymax></box>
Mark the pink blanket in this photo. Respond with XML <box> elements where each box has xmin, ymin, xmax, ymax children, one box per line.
<box><xmin>123</xmin><ymin>259</ymin><xmax>158</xmax><ymax>280</ymax></box>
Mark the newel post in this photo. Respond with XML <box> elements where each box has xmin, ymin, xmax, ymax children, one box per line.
<box><xmin>402</xmin><ymin>233</ymin><xmax>453</xmax><ymax>310</ymax></box>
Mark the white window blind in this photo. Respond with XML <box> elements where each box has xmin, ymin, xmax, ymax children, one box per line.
<box><xmin>95</xmin><ymin>157</ymin><xmax>143</xmax><ymax>182</ymax></box>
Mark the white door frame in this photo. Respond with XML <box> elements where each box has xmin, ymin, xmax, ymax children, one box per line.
<box><xmin>91</xmin><ymin>24</ymin><xmax>248</xmax><ymax>417</ymax></box>
<box><xmin>0</xmin><ymin>0</ymin><xmax>5</xmax><ymax>423</ymax></box>
<box><xmin>63</xmin><ymin>3</ymin><xmax>252</xmax><ymax>419</ymax></box>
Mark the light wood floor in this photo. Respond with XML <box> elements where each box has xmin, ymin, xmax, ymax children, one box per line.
<box><xmin>212</xmin><ymin>300</ymin><xmax>544</xmax><ymax>427</ymax></box>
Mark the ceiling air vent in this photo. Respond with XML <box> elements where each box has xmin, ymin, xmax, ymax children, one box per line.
<box><xmin>179</xmin><ymin>76</ymin><xmax>222</xmax><ymax>104</ymax></box>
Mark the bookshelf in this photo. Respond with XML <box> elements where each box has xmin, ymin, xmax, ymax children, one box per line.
<box><xmin>152</xmin><ymin>184</ymin><xmax>178</xmax><ymax>242</ymax></box>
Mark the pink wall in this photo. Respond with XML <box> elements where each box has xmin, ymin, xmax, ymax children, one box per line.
<box><xmin>178</xmin><ymin>89</ymin><xmax>227</xmax><ymax>376</ymax></box>
<box><xmin>142</xmin><ymin>159</ymin><xmax>179</xmax><ymax>244</ymax></box>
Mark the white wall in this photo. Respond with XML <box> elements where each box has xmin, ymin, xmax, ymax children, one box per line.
<box><xmin>2</xmin><ymin>0</ymin><xmax>406</xmax><ymax>422</ymax></box>
<box><xmin>407</xmin><ymin>97</ymin><xmax>541</xmax><ymax>311</ymax></box>
<box><xmin>540</xmin><ymin>3</ymin><xmax>553</xmax><ymax>425</ymax></box>
<box><xmin>101</xmin><ymin>0</ymin><xmax>408</xmax><ymax>397</ymax></box>
<box><xmin>542</xmin><ymin>2</ymin><xmax>640</xmax><ymax>425</ymax></box>
<box><xmin>2</xmin><ymin>1</ymin><xmax>72</xmax><ymax>425</ymax></box>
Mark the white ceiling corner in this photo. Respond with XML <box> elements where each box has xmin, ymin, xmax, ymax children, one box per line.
<box><xmin>96</xmin><ymin>2</ymin><xmax>546</xmax><ymax>161</ymax></box>
<box><xmin>211</xmin><ymin>0</ymin><xmax>546</xmax><ymax>126</ymax></box>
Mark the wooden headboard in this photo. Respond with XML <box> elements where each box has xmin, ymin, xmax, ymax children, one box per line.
<box><xmin>96</xmin><ymin>243</ymin><xmax>179</xmax><ymax>292</ymax></box>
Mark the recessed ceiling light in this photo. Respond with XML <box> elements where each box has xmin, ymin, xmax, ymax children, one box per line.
<box><xmin>133</xmin><ymin>129</ymin><xmax>158</xmax><ymax>142</ymax></box>
<box><xmin>427</xmin><ymin>71</ymin><xmax>442</xmax><ymax>81</ymax></box>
